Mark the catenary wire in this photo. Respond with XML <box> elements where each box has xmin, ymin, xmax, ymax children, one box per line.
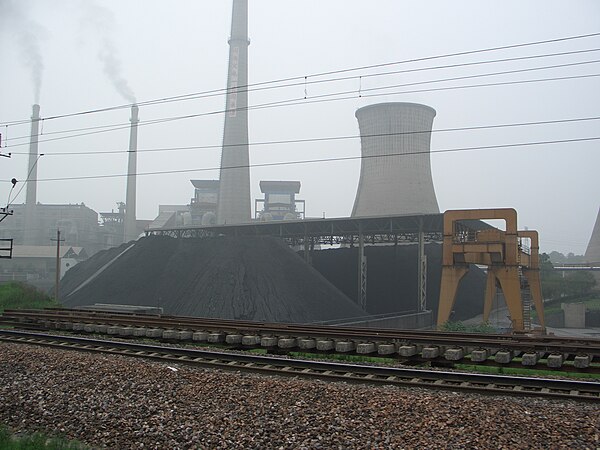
<box><xmin>4</xmin><ymin>70</ymin><xmax>600</xmax><ymax>150</ymax></box>
<box><xmin>6</xmin><ymin>136</ymin><xmax>598</xmax><ymax>184</ymax></box>
<box><xmin>1</xmin><ymin>30</ymin><xmax>599</xmax><ymax>126</ymax></box>
<box><xmin>5</xmin><ymin>47</ymin><xmax>600</xmax><ymax>144</ymax></box>
<box><xmin>5</xmin><ymin>46</ymin><xmax>600</xmax><ymax>144</ymax></box>
<box><xmin>6</xmin><ymin>116</ymin><xmax>600</xmax><ymax>157</ymax></box>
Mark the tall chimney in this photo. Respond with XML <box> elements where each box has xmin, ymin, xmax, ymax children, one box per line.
<box><xmin>124</xmin><ymin>104</ymin><xmax>139</xmax><ymax>242</ymax></box>
<box><xmin>24</xmin><ymin>104</ymin><xmax>41</xmax><ymax>244</ymax></box>
<box><xmin>216</xmin><ymin>0</ymin><xmax>251</xmax><ymax>224</ymax></box>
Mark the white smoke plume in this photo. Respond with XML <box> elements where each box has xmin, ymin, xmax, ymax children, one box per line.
<box><xmin>81</xmin><ymin>1</ymin><xmax>136</xmax><ymax>103</ymax></box>
<box><xmin>98</xmin><ymin>38</ymin><xmax>137</xmax><ymax>103</ymax></box>
<box><xmin>1</xmin><ymin>0</ymin><xmax>45</xmax><ymax>103</ymax></box>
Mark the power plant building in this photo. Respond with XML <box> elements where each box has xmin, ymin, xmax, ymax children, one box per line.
<box><xmin>190</xmin><ymin>180</ymin><xmax>219</xmax><ymax>226</ymax></box>
<box><xmin>255</xmin><ymin>181</ymin><xmax>305</xmax><ymax>221</ymax></box>
<box><xmin>351</xmin><ymin>102</ymin><xmax>439</xmax><ymax>217</ymax></box>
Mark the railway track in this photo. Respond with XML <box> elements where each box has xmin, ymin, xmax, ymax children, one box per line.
<box><xmin>1</xmin><ymin>329</ymin><xmax>598</xmax><ymax>402</ymax></box>
<box><xmin>2</xmin><ymin>308</ymin><xmax>599</xmax><ymax>372</ymax></box>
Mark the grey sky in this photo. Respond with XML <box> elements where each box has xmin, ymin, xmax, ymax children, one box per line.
<box><xmin>0</xmin><ymin>0</ymin><xmax>599</xmax><ymax>254</ymax></box>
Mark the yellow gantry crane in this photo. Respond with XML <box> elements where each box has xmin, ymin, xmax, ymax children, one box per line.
<box><xmin>437</xmin><ymin>208</ymin><xmax>545</xmax><ymax>333</ymax></box>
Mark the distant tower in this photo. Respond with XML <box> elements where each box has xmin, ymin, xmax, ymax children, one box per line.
<box><xmin>585</xmin><ymin>206</ymin><xmax>600</xmax><ymax>262</ymax></box>
<box><xmin>24</xmin><ymin>104</ymin><xmax>41</xmax><ymax>244</ymax></box>
<box><xmin>124</xmin><ymin>104</ymin><xmax>139</xmax><ymax>241</ymax></box>
<box><xmin>217</xmin><ymin>0</ymin><xmax>251</xmax><ymax>224</ymax></box>
<box><xmin>351</xmin><ymin>102</ymin><xmax>439</xmax><ymax>217</ymax></box>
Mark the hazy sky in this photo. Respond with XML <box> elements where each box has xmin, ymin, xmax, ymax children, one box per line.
<box><xmin>0</xmin><ymin>0</ymin><xmax>599</xmax><ymax>254</ymax></box>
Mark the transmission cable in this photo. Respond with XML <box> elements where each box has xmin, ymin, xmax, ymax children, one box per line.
<box><xmin>4</xmin><ymin>69</ymin><xmax>600</xmax><ymax>150</ymax></box>
<box><xmin>5</xmin><ymin>46</ymin><xmax>600</xmax><ymax>144</ymax></box>
<box><xmin>2</xmin><ymin>30</ymin><xmax>599</xmax><ymax>126</ymax></box>
<box><xmin>9</xmin><ymin>136</ymin><xmax>598</xmax><ymax>184</ymax></box>
<box><xmin>6</xmin><ymin>115</ymin><xmax>600</xmax><ymax>157</ymax></box>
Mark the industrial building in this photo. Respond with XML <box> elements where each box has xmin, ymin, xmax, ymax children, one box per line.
<box><xmin>352</xmin><ymin>102</ymin><xmax>439</xmax><ymax>217</ymax></box>
<box><xmin>190</xmin><ymin>180</ymin><xmax>219</xmax><ymax>226</ymax></box>
<box><xmin>255</xmin><ymin>181</ymin><xmax>305</xmax><ymax>221</ymax></box>
<box><xmin>0</xmin><ymin>245</ymin><xmax>88</xmax><ymax>286</ymax></box>
<box><xmin>2</xmin><ymin>203</ymin><xmax>100</xmax><ymax>251</ymax></box>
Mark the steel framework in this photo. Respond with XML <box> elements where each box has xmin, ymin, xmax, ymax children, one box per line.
<box><xmin>145</xmin><ymin>214</ymin><xmax>445</xmax><ymax>245</ymax></box>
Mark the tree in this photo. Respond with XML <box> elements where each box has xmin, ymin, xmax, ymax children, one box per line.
<box><xmin>539</xmin><ymin>253</ymin><xmax>597</xmax><ymax>300</ymax></box>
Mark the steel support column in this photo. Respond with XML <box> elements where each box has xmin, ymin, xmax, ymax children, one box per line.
<box><xmin>417</xmin><ymin>230</ymin><xmax>427</xmax><ymax>312</ymax></box>
<box><xmin>358</xmin><ymin>225</ymin><xmax>367</xmax><ymax>311</ymax></box>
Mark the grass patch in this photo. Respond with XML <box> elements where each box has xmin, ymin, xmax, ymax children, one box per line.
<box><xmin>440</xmin><ymin>322</ymin><xmax>497</xmax><ymax>334</ymax></box>
<box><xmin>0</xmin><ymin>425</ymin><xmax>87</xmax><ymax>449</ymax></box>
<box><xmin>0</xmin><ymin>282</ymin><xmax>60</xmax><ymax>314</ymax></box>
<box><xmin>290</xmin><ymin>351</ymin><xmax>394</xmax><ymax>365</ymax></box>
<box><xmin>455</xmin><ymin>363</ymin><xmax>600</xmax><ymax>380</ymax></box>
<box><xmin>248</xmin><ymin>348</ymin><xmax>267</xmax><ymax>354</ymax></box>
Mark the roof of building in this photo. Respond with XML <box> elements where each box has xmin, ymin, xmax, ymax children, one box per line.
<box><xmin>148</xmin><ymin>211</ymin><xmax>176</xmax><ymax>230</ymax></box>
<box><xmin>12</xmin><ymin>245</ymin><xmax>86</xmax><ymax>259</ymax></box>
<box><xmin>191</xmin><ymin>180</ymin><xmax>220</xmax><ymax>190</ymax></box>
<box><xmin>259</xmin><ymin>180</ymin><xmax>301</xmax><ymax>194</ymax></box>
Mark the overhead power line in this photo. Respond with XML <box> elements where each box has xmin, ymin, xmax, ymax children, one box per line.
<box><xmin>7</xmin><ymin>136</ymin><xmax>598</xmax><ymax>184</ymax></box>
<box><xmin>6</xmin><ymin>115</ymin><xmax>600</xmax><ymax>157</ymax></box>
<box><xmin>1</xmin><ymin>30</ymin><xmax>599</xmax><ymax>127</ymax></box>
<box><xmin>4</xmin><ymin>69</ymin><xmax>600</xmax><ymax>150</ymax></box>
<box><xmin>6</xmin><ymin>46</ymin><xmax>600</xmax><ymax>144</ymax></box>
<box><xmin>5</xmin><ymin>47</ymin><xmax>600</xmax><ymax>145</ymax></box>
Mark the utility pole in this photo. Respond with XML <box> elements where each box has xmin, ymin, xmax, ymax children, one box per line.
<box><xmin>51</xmin><ymin>229</ymin><xmax>65</xmax><ymax>302</ymax></box>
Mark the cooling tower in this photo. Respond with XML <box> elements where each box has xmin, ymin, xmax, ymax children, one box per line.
<box><xmin>24</xmin><ymin>104</ymin><xmax>41</xmax><ymax>244</ymax></box>
<box><xmin>585</xmin><ymin>206</ymin><xmax>600</xmax><ymax>262</ymax></box>
<box><xmin>216</xmin><ymin>0</ymin><xmax>251</xmax><ymax>224</ymax></box>
<box><xmin>351</xmin><ymin>102</ymin><xmax>439</xmax><ymax>217</ymax></box>
<box><xmin>124</xmin><ymin>104</ymin><xmax>139</xmax><ymax>242</ymax></box>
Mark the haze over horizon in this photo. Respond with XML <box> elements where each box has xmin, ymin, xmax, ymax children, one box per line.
<box><xmin>1</xmin><ymin>0</ymin><xmax>599</xmax><ymax>255</ymax></box>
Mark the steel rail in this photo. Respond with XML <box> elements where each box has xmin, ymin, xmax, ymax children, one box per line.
<box><xmin>3</xmin><ymin>309</ymin><xmax>600</xmax><ymax>356</ymax></box>
<box><xmin>0</xmin><ymin>329</ymin><xmax>598</xmax><ymax>403</ymax></box>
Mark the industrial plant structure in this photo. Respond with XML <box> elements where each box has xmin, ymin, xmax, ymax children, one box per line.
<box><xmin>124</xmin><ymin>105</ymin><xmax>140</xmax><ymax>242</ymax></box>
<box><xmin>586</xmin><ymin>206</ymin><xmax>600</xmax><ymax>285</ymax></box>
<box><xmin>352</xmin><ymin>102</ymin><xmax>439</xmax><ymax>217</ymax></box>
<box><xmin>23</xmin><ymin>104</ymin><xmax>41</xmax><ymax>244</ymax></box>
<box><xmin>255</xmin><ymin>181</ymin><xmax>305</xmax><ymax>221</ymax></box>
<box><xmin>217</xmin><ymin>0</ymin><xmax>251</xmax><ymax>225</ymax></box>
<box><xmin>586</xmin><ymin>207</ymin><xmax>600</xmax><ymax>263</ymax></box>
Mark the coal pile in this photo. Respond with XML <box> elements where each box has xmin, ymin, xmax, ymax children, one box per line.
<box><xmin>308</xmin><ymin>243</ymin><xmax>486</xmax><ymax>320</ymax></box>
<box><xmin>62</xmin><ymin>236</ymin><xmax>366</xmax><ymax>323</ymax></box>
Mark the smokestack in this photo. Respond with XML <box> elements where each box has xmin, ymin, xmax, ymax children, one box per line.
<box><xmin>216</xmin><ymin>0</ymin><xmax>251</xmax><ymax>224</ymax></box>
<box><xmin>26</xmin><ymin>104</ymin><xmax>40</xmax><ymax>206</ymax></box>
<box><xmin>351</xmin><ymin>102</ymin><xmax>439</xmax><ymax>217</ymax></box>
<box><xmin>23</xmin><ymin>104</ymin><xmax>41</xmax><ymax>244</ymax></box>
<box><xmin>124</xmin><ymin>104</ymin><xmax>139</xmax><ymax>242</ymax></box>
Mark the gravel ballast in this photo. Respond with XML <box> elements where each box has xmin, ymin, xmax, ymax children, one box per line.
<box><xmin>1</xmin><ymin>343</ymin><xmax>598</xmax><ymax>449</ymax></box>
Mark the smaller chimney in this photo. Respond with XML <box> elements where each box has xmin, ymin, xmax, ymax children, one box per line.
<box><xmin>124</xmin><ymin>105</ymin><xmax>139</xmax><ymax>242</ymax></box>
<box><xmin>24</xmin><ymin>104</ymin><xmax>41</xmax><ymax>244</ymax></box>
<box><xmin>26</xmin><ymin>104</ymin><xmax>41</xmax><ymax>206</ymax></box>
